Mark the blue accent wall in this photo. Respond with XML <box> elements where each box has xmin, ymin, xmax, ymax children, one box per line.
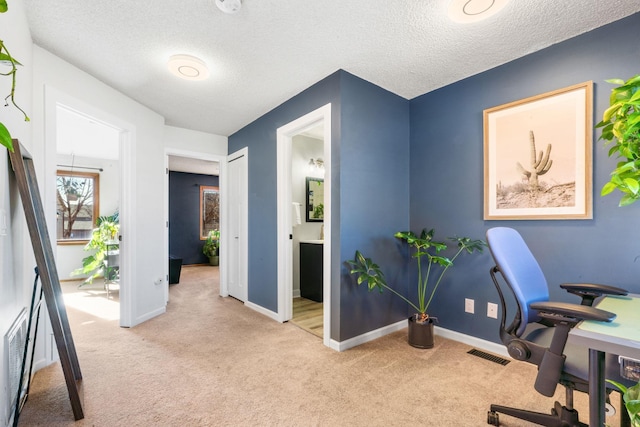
<box><xmin>229</xmin><ymin>70</ymin><xmax>410</xmax><ymax>341</ymax></box>
<box><xmin>169</xmin><ymin>171</ymin><xmax>219</xmax><ymax>265</ymax></box>
<box><xmin>229</xmin><ymin>71</ymin><xmax>342</xmax><ymax>319</ymax></box>
<box><xmin>409</xmin><ymin>13</ymin><xmax>640</xmax><ymax>343</ymax></box>
<box><xmin>229</xmin><ymin>13</ymin><xmax>640</xmax><ymax>346</ymax></box>
<box><xmin>338</xmin><ymin>73</ymin><xmax>410</xmax><ymax>340</ymax></box>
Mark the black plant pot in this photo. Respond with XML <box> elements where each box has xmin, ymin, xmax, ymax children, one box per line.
<box><xmin>407</xmin><ymin>315</ymin><xmax>434</xmax><ymax>349</ymax></box>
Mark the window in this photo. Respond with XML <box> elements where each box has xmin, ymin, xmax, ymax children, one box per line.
<box><xmin>200</xmin><ymin>186</ymin><xmax>219</xmax><ymax>239</ymax></box>
<box><xmin>56</xmin><ymin>170</ymin><xmax>99</xmax><ymax>244</ymax></box>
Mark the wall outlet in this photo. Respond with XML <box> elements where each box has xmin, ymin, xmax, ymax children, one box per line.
<box><xmin>487</xmin><ymin>302</ymin><xmax>498</xmax><ymax>319</ymax></box>
<box><xmin>465</xmin><ymin>298</ymin><xmax>474</xmax><ymax>314</ymax></box>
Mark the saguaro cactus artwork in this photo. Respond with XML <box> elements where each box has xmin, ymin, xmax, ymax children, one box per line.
<box><xmin>516</xmin><ymin>130</ymin><xmax>552</xmax><ymax>188</ymax></box>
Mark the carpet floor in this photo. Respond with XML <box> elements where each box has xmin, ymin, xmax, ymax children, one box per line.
<box><xmin>17</xmin><ymin>265</ymin><xmax>622</xmax><ymax>426</ymax></box>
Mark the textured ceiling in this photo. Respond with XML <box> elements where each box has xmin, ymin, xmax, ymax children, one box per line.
<box><xmin>24</xmin><ymin>0</ymin><xmax>640</xmax><ymax>137</ymax></box>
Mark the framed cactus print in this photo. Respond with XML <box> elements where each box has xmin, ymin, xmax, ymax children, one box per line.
<box><xmin>483</xmin><ymin>81</ymin><xmax>593</xmax><ymax>220</ymax></box>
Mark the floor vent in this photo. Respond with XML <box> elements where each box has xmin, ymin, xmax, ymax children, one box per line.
<box><xmin>5</xmin><ymin>308</ymin><xmax>28</xmax><ymax>425</ymax></box>
<box><xmin>467</xmin><ymin>348</ymin><xmax>510</xmax><ymax>366</ymax></box>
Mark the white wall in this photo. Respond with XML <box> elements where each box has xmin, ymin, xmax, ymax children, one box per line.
<box><xmin>292</xmin><ymin>135</ymin><xmax>324</xmax><ymax>295</ymax></box>
<box><xmin>31</xmin><ymin>45</ymin><xmax>169</xmax><ymax>330</ymax></box>
<box><xmin>0</xmin><ymin>1</ymin><xmax>33</xmax><ymax>425</ymax></box>
<box><xmin>164</xmin><ymin>125</ymin><xmax>227</xmax><ymax>155</ymax></box>
<box><xmin>0</xmin><ymin>4</ymin><xmax>229</xmax><ymax>424</ymax></box>
<box><xmin>55</xmin><ymin>154</ymin><xmax>120</xmax><ymax>280</ymax></box>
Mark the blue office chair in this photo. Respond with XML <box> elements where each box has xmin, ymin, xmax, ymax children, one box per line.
<box><xmin>485</xmin><ymin>227</ymin><xmax>632</xmax><ymax>427</ymax></box>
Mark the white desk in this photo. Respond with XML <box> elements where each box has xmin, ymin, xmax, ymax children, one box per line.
<box><xmin>569</xmin><ymin>294</ymin><xmax>640</xmax><ymax>427</ymax></box>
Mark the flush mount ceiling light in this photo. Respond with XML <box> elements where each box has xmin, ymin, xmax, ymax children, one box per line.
<box><xmin>167</xmin><ymin>54</ymin><xmax>210</xmax><ymax>81</ymax></box>
<box><xmin>215</xmin><ymin>0</ymin><xmax>241</xmax><ymax>14</ymax></box>
<box><xmin>448</xmin><ymin>0</ymin><xmax>510</xmax><ymax>23</ymax></box>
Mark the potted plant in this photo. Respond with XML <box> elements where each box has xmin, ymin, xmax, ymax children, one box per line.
<box><xmin>71</xmin><ymin>212</ymin><xmax>120</xmax><ymax>285</ymax></box>
<box><xmin>203</xmin><ymin>229</ymin><xmax>220</xmax><ymax>266</ymax></box>
<box><xmin>347</xmin><ymin>228</ymin><xmax>486</xmax><ymax>348</ymax></box>
<box><xmin>0</xmin><ymin>0</ymin><xmax>31</xmax><ymax>152</ymax></box>
<box><xmin>596</xmin><ymin>74</ymin><xmax>640</xmax><ymax>206</ymax></box>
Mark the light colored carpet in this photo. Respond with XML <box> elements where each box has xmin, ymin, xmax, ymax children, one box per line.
<box><xmin>18</xmin><ymin>266</ymin><xmax>622</xmax><ymax>426</ymax></box>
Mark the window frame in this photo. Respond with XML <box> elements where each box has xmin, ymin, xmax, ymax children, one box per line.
<box><xmin>56</xmin><ymin>170</ymin><xmax>100</xmax><ymax>245</ymax></box>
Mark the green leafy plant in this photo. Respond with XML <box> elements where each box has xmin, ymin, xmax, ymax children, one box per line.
<box><xmin>347</xmin><ymin>228</ymin><xmax>486</xmax><ymax>322</ymax></box>
<box><xmin>203</xmin><ymin>229</ymin><xmax>220</xmax><ymax>258</ymax></box>
<box><xmin>72</xmin><ymin>212</ymin><xmax>120</xmax><ymax>285</ymax></box>
<box><xmin>0</xmin><ymin>1</ymin><xmax>31</xmax><ymax>152</ymax></box>
<box><xmin>606</xmin><ymin>379</ymin><xmax>640</xmax><ymax>427</ymax></box>
<box><xmin>597</xmin><ymin>74</ymin><xmax>640</xmax><ymax>206</ymax></box>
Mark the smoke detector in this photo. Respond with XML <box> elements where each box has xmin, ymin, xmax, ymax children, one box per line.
<box><xmin>215</xmin><ymin>0</ymin><xmax>241</xmax><ymax>14</ymax></box>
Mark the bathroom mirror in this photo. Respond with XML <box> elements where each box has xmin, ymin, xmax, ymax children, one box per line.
<box><xmin>306</xmin><ymin>177</ymin><xmax>324</xmax><ymax>222</ymax></box>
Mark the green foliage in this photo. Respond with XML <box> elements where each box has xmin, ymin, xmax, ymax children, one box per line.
<box><xmin>203</xmin><ymin>229</ymin><xmax>220</xmax><ymax>258</ymax></box>
<box><xmin>606</xmin><ymin>380</ymin><xmax>640</xmax><ymax>426</ymax></box>
<box><xmin>71</xmin><ymin>212</ymin><xmax>120</xmax><ymax>285</ymax></box>
<box><xmin>347</xmin><ymin>228</ymin><xmax>486</xmax><ymax>321</ymax></box>
<box><xmin>0</xmin><ymin>3</ymin><xmax>31</xmax><ymax>152</ymax></box>
<box><xmin>597</xmin><ymin>74</ymin><xmax>640</xmax><ymax>206</ymax></box>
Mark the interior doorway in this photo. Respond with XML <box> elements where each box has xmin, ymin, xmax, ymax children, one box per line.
<box><xmin>164</xmin><ymin>150</ymin><xmax>225</xmax><ymax>302</ymax></box>
<box><xmin>54</xmin><ymin>105</ymin><xmax>122</xmax><ymax>321</ymax></box>
<box><xmin>276</xmin><ymin>103</ymin><xmax>332</xmax><ymax>348</ymax></box>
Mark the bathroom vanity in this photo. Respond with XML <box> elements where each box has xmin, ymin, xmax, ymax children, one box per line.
<box><xmin>299</xmin><ymin>240</ymin><xmax>323</xmax><ymax>302</ymax></box>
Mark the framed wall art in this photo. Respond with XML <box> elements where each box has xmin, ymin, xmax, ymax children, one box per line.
<box><xmin>200</xmin><ymin>185</ymin><xmax>220</xmax><ymax>239</ymax></box>
<box><xmin>483</xmin><ymin>81</ymin><xmax>593</xmax><ymax>220</ymax></box>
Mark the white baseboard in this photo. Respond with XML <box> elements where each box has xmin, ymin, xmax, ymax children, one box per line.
<box><xmin>331</xmin><ymin>320</ymin><xmax>509</xmax><ymax>357</ymax></box>
<box><xmin>333</xmin><ymin>320</ymin><xmax>407</xmax><ymax>352</ymax></box>
<box><xmin>245</xmin><ymin>300</ymin><xmax>280</xmax><ymax>322</ymax></box>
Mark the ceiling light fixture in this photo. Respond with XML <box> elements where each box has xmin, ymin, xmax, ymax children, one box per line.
<box><xmin>215</xmin><ymin>0</ymin><xmax>242</xmax><ymax>14</ymax></box>
<box><xmin>167</xmin><ymin>54</ymin><xmax>210</xmax><ymax>81</ymax></box>
<box><xmin>448</xmin><ymin>0</ymin><xmax>510</xmax><ymax>24</ymax></box>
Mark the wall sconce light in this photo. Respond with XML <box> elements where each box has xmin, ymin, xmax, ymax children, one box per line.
<box><xmin>308</xmin><ymin>158</ymin><xmax>324</xmax><ymax>172</ymax></box>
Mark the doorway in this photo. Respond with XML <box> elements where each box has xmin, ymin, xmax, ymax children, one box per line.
<box><xmin>164</xmin><ymin>149</ymin><xmax>226</xmax><ymax>302</ymax></box>
<box><xmin>55</xmin><ymin>105</ymin><xmax>122</xmax><ymax>321</ymax></box>
<box><xmin>276</xmin><ymin>103</ymin><xmax>332</xmax><ymax>348</ymax></box>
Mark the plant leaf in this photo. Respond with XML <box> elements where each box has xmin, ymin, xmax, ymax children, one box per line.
<box><xmin>0</xmin><ymin>122</ymin><xmax>13</xmax><ymax>151</ymax></box>
<box><xmin>0</xmin><ymin>1</ymin><xmax>7</xmax><ymax>13</ymax></box>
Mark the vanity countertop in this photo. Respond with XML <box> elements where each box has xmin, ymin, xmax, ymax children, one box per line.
<box><xmin>300</xmin><ymin>239</ymin><xmax>324</xmax><ymax>244</ymax></box>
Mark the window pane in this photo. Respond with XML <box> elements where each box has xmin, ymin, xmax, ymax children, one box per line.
<box><xmin>56</xmin><ymin>171</ymin><xmax>100</xmax><ymax>243</ymax></box>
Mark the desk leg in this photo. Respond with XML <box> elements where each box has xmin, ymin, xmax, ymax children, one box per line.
<box><xmin>588</xmin><ymin>349</ymin><xmax>605</xmax><ymax>427</ymax></box>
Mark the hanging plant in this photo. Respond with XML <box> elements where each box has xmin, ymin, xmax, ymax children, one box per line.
<box><xmin>597</xmin><ymin>74</ymin><xmax>640</xmax><ymax>206</ymax></box>
<box><xmin>0</xmin><ymin>0</ymin><xmax>31</xmax><ymax>152</ymax></box>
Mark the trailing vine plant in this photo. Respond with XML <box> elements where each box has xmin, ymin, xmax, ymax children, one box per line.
<box><xmin>597</xmin><ymin>74</ymin><xmax>640</xmax><ymax>206</ymax></box>
<box><xmin>0</xmin><ymin>0</ymin><xmax>31</xmax><ymax>152</ymax></box>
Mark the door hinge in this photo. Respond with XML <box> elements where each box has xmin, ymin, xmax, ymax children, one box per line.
<box><xmin>166</xmin><ymin>167</ymin><xmax>169</xmax><ymax>175</ymax></box>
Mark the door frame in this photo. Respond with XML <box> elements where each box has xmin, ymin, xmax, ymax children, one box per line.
<box><xmin>164</xmin><ymin>149</ymin><xmax>226</xmax><ymax>303</ymax></box>
<box><xmin>276</xmin><ymin>103</ymin><xmax>331</xmax><ymax>348</ymax></box>
<box><xmin>43</xmin><ymin>86</ymin><xmax>135</xmax><ymax>328</ymax></box>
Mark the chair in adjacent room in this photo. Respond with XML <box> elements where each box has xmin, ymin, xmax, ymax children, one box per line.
<box><xmin>485</xmin><ymin>226</ymin><xmax>632</xmax><ymax>427</ymax></box>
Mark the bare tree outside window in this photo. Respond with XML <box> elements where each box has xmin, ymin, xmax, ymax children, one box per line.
<box><xmin>56</xmin><ymin>170</ymin><xmax>100</xmax><ymax>243</ymax></box>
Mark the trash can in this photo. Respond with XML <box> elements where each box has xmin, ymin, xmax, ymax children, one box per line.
<box><xmin>169</xmin><ymin>256</ymin><xmax>183</xmax><ymax>284</ymax></box>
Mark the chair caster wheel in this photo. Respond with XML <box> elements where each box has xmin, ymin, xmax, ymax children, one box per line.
<box><xmin>487</xmin><ymin>411</ymin><xmax>499</xmax><ymax>426</ymax></box>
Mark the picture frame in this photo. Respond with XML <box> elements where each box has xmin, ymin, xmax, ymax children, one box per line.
<box><xmin>200</xmin><ymin>185</ymin><xmax>219</xmax><ymax>239</ymax></box>
<box><xmin>483</xmin><ymin>81</ymin><xmax>593</xmax><ymax>220</ymax></box>
<box><xmin>306</xmin><ymin>177</ymin><xmax>324</xmax><ymax>222</ymax></box>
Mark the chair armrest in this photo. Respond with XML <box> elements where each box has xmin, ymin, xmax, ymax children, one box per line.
<box><xmin>560</xmin><ymin>283</ymin><xmax>628</xmax><ymax>306</ymax></box>
<box><xmin>530</xmin><ymin>301</ymin><xmax>616</xmax><ymax>324</ymax></box>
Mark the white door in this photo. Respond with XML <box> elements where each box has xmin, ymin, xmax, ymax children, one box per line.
<box><xmin>227</xmin><ymin>149</ymin><xmax>248</xmax><ymax>302</ymax></box>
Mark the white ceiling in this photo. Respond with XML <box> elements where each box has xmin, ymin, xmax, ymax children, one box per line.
<box><xmin>24</xmin><ymin>1</ymin><xmax>640</xmax><ymax>137</ymax></box>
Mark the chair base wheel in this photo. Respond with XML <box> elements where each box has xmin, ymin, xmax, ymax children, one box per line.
<box><xmin>487</xmin><ymin>410</ymin><xmax>499</xmax><ymax>426</ymax></box>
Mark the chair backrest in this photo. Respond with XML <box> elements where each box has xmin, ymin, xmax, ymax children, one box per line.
<box><xmin>486</xmin><ymin>227</ymin><xmax>550</xmax><ymax>336</ymax></box>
